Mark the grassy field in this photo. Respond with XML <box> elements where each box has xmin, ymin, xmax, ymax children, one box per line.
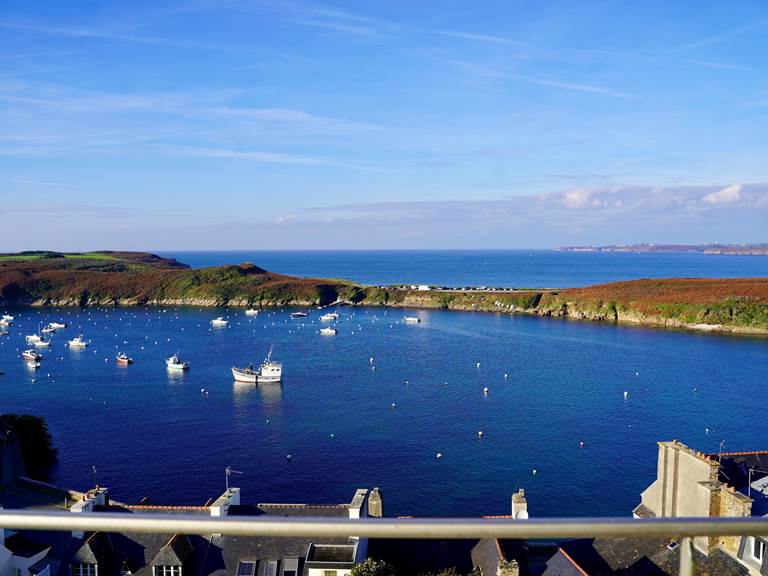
<box><xmin>0</xmin><ymin>251</ymin><xmax>119</xmax><ymax>262</ymax></box>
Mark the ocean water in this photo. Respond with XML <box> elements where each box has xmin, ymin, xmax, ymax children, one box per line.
<box><xmin>158</xmin><ymin>250</ymin><xmax>768</xmax><ymax>288</ymax></box>
<box><xmin>1</xmin><ymin>305</ymin><xmax>766</xmax><ymax>517</ymax></box>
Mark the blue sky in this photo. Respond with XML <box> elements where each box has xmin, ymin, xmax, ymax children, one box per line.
<box><xmin>1</xmin><ymin>0</ymin><xmax>767</xmax><ymax>250</ymax></box>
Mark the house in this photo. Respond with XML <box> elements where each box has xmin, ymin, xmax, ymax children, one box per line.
<box><xmin>537</xmin><ymin>440</ymin><xmax>768</xmax><ymax>575</ymax></box>
<box><xmin>1</xmin><ymin>473</ymin><xmax>372</xmax><ymax>576</ymax></box>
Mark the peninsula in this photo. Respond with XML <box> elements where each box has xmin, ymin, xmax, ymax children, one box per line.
<box><xmin>1</xmin><ymin>251</ymin><xmax>767</xmax><ymax>336</ymax></box>
<box><xmin>557</xmin><ymin>243</ymin><xmax>768</xmax><ymax>255</ymax></box>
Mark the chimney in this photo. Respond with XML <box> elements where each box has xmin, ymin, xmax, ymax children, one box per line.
<box><xmin>210</xmin><ymin>487</ymin><xmax>240</xmax><ymax>517</ymax></box>
<box><xmin>511</xmin><ymin>489</ymin><xmax>528</xmax><ymax>519</ymax></box>
<box><xmin>70</xmin><ymin>487</ymin><xmax>109</xmax><ymax>538</ymax></box>
<box><xmin>367</xmin><ymin>487</ymin><xmax>383</xmax><ymax>518</ymax></box>
<box><xmin>348</xmin><ymin>489</ymin><xmax>368</xmax><ymax>519</ymax></box>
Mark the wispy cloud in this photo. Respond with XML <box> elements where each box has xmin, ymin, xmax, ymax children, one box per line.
<box><xmin>447</xmin><ymin>59</ymin><xmax>632</xmax><ymax>97</ymax></box>
<box><xmin>675</xmin><ymin>18</ymin><xmax>768</xmax><ymax>52</ymax></box>
<box><xmin>209</xmin><ymin>106</ymin><xmax>382</xmax><ymax>133</ymax></box>
<box><xmin>686</xmin><ymin>59</ymin><xmax>756</xmax><ymax>72</ymax></box>
<box><xmin>0</xmin><ymin>20</ymin><xmax>271</xmax><ymax>53</ymax></box>
<box><xmin>430</xmin><ymin>29</ymin><xmax>519</xmax><ymax>45</ymax></box>
<box><xmin>161</xmin><ymin>146</ymin><xmax>333</xmax><ymax>165</ymax></box>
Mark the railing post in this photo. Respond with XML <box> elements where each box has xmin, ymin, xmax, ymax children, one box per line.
<box><xmin>679</xmin><ymin>536</ymin><xmax>693</xmax><ymax>576</ymax></box>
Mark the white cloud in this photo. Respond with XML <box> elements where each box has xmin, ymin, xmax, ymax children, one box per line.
<box><xmin>702</xmin><ymin>183</ymin><xmax>743</xmax><ymax>205</ymax></box>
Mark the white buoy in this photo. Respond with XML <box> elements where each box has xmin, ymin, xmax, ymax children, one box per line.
<box><xmin>476</xmin><ymin>362</ymin><xmax>481</xmax><ymax>368</ymax></box>
<box><xmin>623</xmin><ymin>390</ymin><xmax>628</xmax><ymax>399</ymax></box>
<box><xmin>483</xmin><ymin>387</ymin><xmax>489</xmax><ymax>395</ymax></box>
<box><xmin>478</xmin><ymin>431</ymin><xmax>484</xmax><ymax>438</ymax></box>
<box><xmin>504</xmin><ymin>373</ymin><xmax>508</xmax><ymax>379</ymax></box>
<box><xmin>436</xmin><ymin>452</ymin><xmax>443</xmax><ymax>459</ymax></box>
<box><xmin>369</xmin><ymin>357</ymin><xmax>374</xmax><ymax>364</ymax></box>
<box><xmin>391</xmin><ymin>403</ymin><xmax>396</xmax><ymax>409</ymax></box>
<box><xmin>532</xmin><ymin>469</ymin><xmax>537</xmax><ymax>475</ymax></box>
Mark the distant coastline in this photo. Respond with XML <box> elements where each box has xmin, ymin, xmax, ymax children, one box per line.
<box><xmin>557</xmin><ymin>243</ymin><xmax>768</xmax><ymax>255</ymax></box>
<box><xmin>1</xmin><ymin>251</ymin><xmax>767</xmax><ymax>337</ymax></box>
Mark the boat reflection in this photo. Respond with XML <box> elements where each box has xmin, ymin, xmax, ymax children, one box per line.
<box><xmin>233</xmin><ymin>380</ymin><xmax>283</xmax><ymax>409</ymax></box>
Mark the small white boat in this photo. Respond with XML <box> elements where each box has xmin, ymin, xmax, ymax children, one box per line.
<box><xmin>21</xmin><ymin>349</ymin><xmax>41</xmax><ymax>361</ymax></box>
<box><xmin>211</xmin><ymin>317</ymin><xmax>229</xmax><ymax>327</ymax></box>
<box><xmin>290</xmin><ymin>311</ymin><xmax>308</xmax><ymax>318</ymax></box>
<box><xmin>41</xmin><ymin>324</ymin><xmax>57</xmax><ymax>334</ymax></box>
<box><xmin>34</xmin><ymin>338</ymin><xmax>51</xmax><ymax>347</ymax></box>
<box><xmin>0</xmin><ymin>319</ymin><xmax>10</xmax><ymax>328</ymax></box>
<box><xmin>25</xmin><ymin>334</ymin><xmax>42</xmax><ymax>343</ymax></box>
<box><xmin>232</xmin><ymin>346</ymin><xmax>282</xmax><ymax>383</ymax></box>
<box><xmin>26</xmin><ymin>360</ymin><xmax>41</xmax><ymax>369</ymax></box>
<box><xmin>49</xmin><ymin>322</ymin><xmax>67</xmax><ymax>329</ymax></box>
<box><xmin>1</xmin><ymin>314</ymin><xmax>14</xmax><ymax>322</ymax></box>
<box><xmin>403</xmin><ymin>316</ymin><xmax>421</xmax><ymax>324</ymax></box>
<box><xmin>116</xmin><ymin>353</ymin><xmax>133</xmax><ymax>365</ymax></box>
<box><xmin>320</xmin><ymin>327</ymin><xmax>337</xmax><ymax>336</ymax></box>
<box><xmin>166</xmin><ymin>353</ymin><xmax>189</xmax><ymax>370</ymax></box>
<box><xmin>320</xmin><ymin>312</ymin><xmax>339</xmax><ymax>322</ymax></box>
<box><xmin>68</xmin><ymin>335</ymin><xmax>88</xmax><ymax>348</ymax></box>
<box><xmin>244</xmin><ymin>309</ymin><xmax>259</xmax><ymax>317</ymax></box>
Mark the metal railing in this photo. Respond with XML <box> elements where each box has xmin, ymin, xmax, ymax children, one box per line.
<box><xmin>2</xmin><ymin>511</ymin><xmax>768</xmax><ymax>575</ymax></box>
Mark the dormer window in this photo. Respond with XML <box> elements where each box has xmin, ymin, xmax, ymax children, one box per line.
<box><xmin>153</xmin><ymin>566</ymin><xmax>181</xmax><ymax>576</ymax></box>
<box><xmin>72</xmin><ymin>564</ymin><xmax>97</xmax><ymax>576</ymax></box>
<box><xmin>120</xmin><ymin>562</ymin><xmax>132</xmax><ymax>576</ymax></box>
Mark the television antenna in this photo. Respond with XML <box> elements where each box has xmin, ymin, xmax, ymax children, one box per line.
<box><xmin>225</xmin><ymin>466</ymin><xmax>243</xmax><ymax>491</ymax></box>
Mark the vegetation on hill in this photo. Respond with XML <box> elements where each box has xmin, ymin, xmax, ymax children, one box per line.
<box><xmin>0</xmin><ymin>414</ymin><xmax>58</xmax><ymax>480</ymax></box>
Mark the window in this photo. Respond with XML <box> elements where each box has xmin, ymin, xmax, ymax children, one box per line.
<box><xmin>281</xmin><ymin>557</ymin><xmax>298</xmax><ymax>576</ymax></box>
<box><xmin>236</xmin><ymin>563</ymin><xmax>256</xmax><ymax>576</ymax></box>
<box><xmin>323</xmin><ymin>572</ymin><xmax>337</xmax><ymax>576</ymax></box>
<box><xmin>72</xmin><ymin>564</ymin><xmax>97</xmax><ymax>576</ymax></box>
<box><xmin>753</xmin><ymin>538</ymin><xmax>766</xmax><ymax>563</ymax></box>
<box><xmin>265</xmin><ymin>562</ymin><xmax>278</xmax><ymax>576</ymax></box>
<box><xmin>153</xmin><ymin>567</ymin><xmax>181</xmax><ymax>576</ymax></box>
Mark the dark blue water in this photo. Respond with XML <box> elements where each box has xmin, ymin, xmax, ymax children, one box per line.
<box><xmin>157</xmin><ymin>250</ymin><xmax>768</xmax><ymax>288</ymax></box>
<box><xmin>1</xmin><ymin>306</ymin><xmax>766</xmax><ymax>517</ymax></box>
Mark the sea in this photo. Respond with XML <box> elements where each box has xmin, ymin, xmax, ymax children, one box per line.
<box><xmin>0</xmin><ymin>250</ymin><xmax>766</xmax><ymax>518</ymax></box>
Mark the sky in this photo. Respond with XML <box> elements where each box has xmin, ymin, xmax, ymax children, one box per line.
<box><xmin>0</xmin><ymin>0</ymin><xmax>767</xmax><ymax>250</ymax></box>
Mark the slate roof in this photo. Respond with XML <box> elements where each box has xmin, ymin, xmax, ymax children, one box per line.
<box><xmin>540</xmin><ymin>538</ymin><xmax>749</xmax><ymax>576</ymax></box>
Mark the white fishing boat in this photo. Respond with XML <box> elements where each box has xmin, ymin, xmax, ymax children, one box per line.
<box><xmin>232</xmin><ymin>346</ymin><xmax>282</xmax><ymax>383</ymax></box>
<box><xmin>244</xmin><ymin>309</ymin><xmax>259</xmax><ymax>316</ymax></box>
<box><xmin>1</xmin><ymin>314</ymin><xmax>14</xmax><ymax>322</ymax></box>
<box><xmin>25</xmin><ymin>334</ymin><xmax>42</xmax><ymax>343</ymax></box>
<box><xmin>211</xmin><ymin>317</ymin><xmax>229</xmax><ymax>327</ymax></box>
<box><xmin>41</xmin><ymin>324</ymin><xmax>57</xmax><ymax>334</ymax></box>
<box><xmin>116</xmin><ymin>353</ymin><xmax>133</xmax><ymax>365</ymax></box>
<box><xmin>49</xmin><ymin>322</ymin><xmax>67</xmax><ymax>329</ymax></box>
<box><xmin>0</xmin><ymin>319</ymin><xmax>10</xmax><ymax>328</ymax></box>
<box><xmin>290</xmin><ymin>311</ymin><xmax>308</xmax><ymax>318</ymax></box>
<box><xmin>26</xmin><ymin>360</ymin><xmax>41</xmax><ymax>369</ymax></box>
<box><xmin>67</xmin><ymin>335</ymin><xmax>88</xmax><ymax>348</ymax></box>
<box><xmin>403</xmin><ymin>316</ymin><xmax>421</xmax><ymax>323</ymax></box>
<box><xmin>320</xmin><ymin>312</ymin><xmax>339</xmax><ymax>322</ymax></box>
<box><xmin>319</xmin><ymin>327</ymin><xmax>337</xmax><ymax>336</ymax></box>
<box><xmin>21</xmin><ymin>349</ymin><xmax>41</xmax><ymax>361</ymax></box>
<box><xmin>166</xmin><ymin>352</ymin><xmax>189</xmax><ymax>370</ymax></box>
<box><xmin>34</xmin><ymin>338</ymin><xmax>51</xmax><ymax>347</ymax></box>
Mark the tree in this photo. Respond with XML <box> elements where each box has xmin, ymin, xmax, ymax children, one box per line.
<box><xmin>351</xmin><ymin>558</ymin><xmax>397</xmax><ymax>576</ymax></box>
<box><xmin>0</xmin><ymin>414</ymin><xmax>58</xmax><ymax>479</ymax></box>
